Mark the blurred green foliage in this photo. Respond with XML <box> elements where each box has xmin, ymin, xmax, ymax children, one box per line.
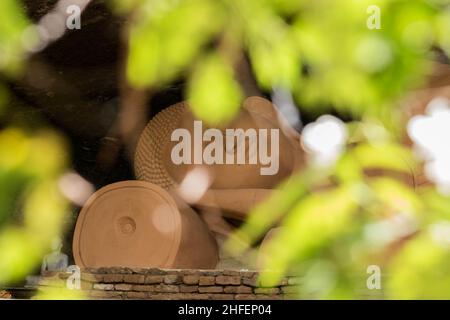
<box><xmin>0</xmin><ymin>1</ymin><xmax>70</xmax><ymax>288</ymax></box>
<box><xmin>0</xmin><ymin>127</ymin><xmax>70</xmax><ymax>287</ymax></box>
<box><xmin>115</xmin><ymin>0</ymin><xmax>450</xmax><ymax>124</ymax></box>
<box><xmin>115</xmin><ymin>0</ymin><xmax>450</xmax><ymax>299</ymax></box>
<box><xmin>188</xmin><ymin>54</ymin><xmax>243</xmax><ymax>124</ymax></box>
<box><xmin>0</xmin><ymin>0</ymin><xmax>448</xmax><ymax>300</ymax></box>
<box><xmin>0</xmin><ymin>0</ymin><xmax>29</xmax><ymax>75</ymax></box>
<box><xmin>34</xmin><ymin>287</ymin><xmax>85</xmax><ymax>300</ymax></box>
<box><xmin>227</xmin><ymin>124</ymin><xmax>450</xmax><ymax>299</ymax></box>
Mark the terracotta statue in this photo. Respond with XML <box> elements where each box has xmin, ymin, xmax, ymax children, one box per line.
<box><xmin>134</xmin><ymin>96</ymin><xmax>304</xmax><ymax>235</ymax></box>
<box><xmin>41</xmin><ymin>237</ymin><xmax>69</xmax><ymax>274</ymax></box>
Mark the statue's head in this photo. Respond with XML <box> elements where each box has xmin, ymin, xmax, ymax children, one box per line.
<box><xmin>135</xmin><ymin>96</ymin><xmax>304</xmax><ymax>192</ymax></box>
<box><xmin>51</xmin><ymin>237</ymin><xmax>63</xmax><ymax>253</ymax></box>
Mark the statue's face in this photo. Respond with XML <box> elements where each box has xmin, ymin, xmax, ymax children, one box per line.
<box><xmin>162</xmin><ymin>103</ymin><xmax>301</xmax><ymax>190</ymax></box>
<box><xmin>51</xmin><ymin>237</ymin><xmax>62</xmax><ymax>252</ymax></box>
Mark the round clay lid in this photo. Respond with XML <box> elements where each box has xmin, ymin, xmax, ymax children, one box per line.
<box><xmin>73</xmin><ymin>181</ymin><xmax>182</xmax><ymax>268</ymax></box>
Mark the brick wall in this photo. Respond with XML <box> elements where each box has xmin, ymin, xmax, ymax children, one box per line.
<box><xmin>31</xmin><ymin>268</ymin><xmax>302</xmax><ymax>300</ymax></box>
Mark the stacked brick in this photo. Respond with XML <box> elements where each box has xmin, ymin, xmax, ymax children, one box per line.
<box><xmin>33</xmin><ymin>268</ymin><xmax>302</xmax><ymax>300</ymax></box>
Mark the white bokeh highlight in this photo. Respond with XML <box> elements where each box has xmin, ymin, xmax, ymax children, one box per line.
<box><xmin>301</xmin><ymin>115</ymin><xmax>348</xmax><ymax>166</ymax></box>
<box><xmin>177</xmin><ymin>167</ymin><xmax>212</xmax><ymax>204</ymax></box>
<box><xmin>430</xmin><ymin>221</ymin><xmax>450</xmax><ymax>247</ymax></box>
<box><xmin>58</xmin><ymin>171</ymin><xmax>94</xmax><ymax>206</ymax></box>
<box><xmin>408</xmin><ymin>97</ymin><xmax>450</xmax><ymax>195</ymax></box>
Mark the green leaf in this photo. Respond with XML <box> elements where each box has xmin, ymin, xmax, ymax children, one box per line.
<box><xmin>421</xmin><ymin>189</ymin><xmax>450</xmax><ymax>221</ymax></box>
<box><xmin>369</xmin><ymin>177</ymin><xmax>423</xmax><ymax>215</ymax></box>
<box><xmin>127</xmin><ymin>0</ymin><xmax>224</xmax><ymax>88</ymax></box>
<box><xmin>351</xmin><ymin>142</ymin><xmax>416</xmax><ymax>174</ymax></box>
<box><xmin>0</xmin><ymin>0</ymin><xmax>30</xmax><ymax>75</ymax></box>
<box><xmin>187</xmin><ymin>53</ymin><xmax>243</xmax><ymax>125</ymax></box>
<box><xmin>249</xmin><ymin>34</ymin><xmax>300</xmax><ymax>89</ymax></box>
<box><xmin>225</xmin><ymin>168</ymin><xmax>333</xmax><ymax>256</ymax></box>
<box><xmin>259</xmin><ymin>185</ymin><xmax>359</xmax><ymax>285</ymax></box>
<box><xmin>387</xmin><ymin>234</ymin><xmax>450</xmax><ymax>299</ymax></box>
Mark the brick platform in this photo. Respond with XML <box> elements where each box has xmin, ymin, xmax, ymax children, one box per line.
<box><xmin>30</xmin><ymin>268</ymin><xmax>301</xmax><ymax>300</ymax></box>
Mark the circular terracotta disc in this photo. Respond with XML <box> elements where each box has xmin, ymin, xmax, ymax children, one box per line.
<box><xmin>73</xmin><ymin>181</ymin><xmax>182</xmax><ymax>268</ymax></box>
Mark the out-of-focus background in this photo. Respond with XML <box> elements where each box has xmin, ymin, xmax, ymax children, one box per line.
<box><xmin>0</xmin><ymin>0</ymin><xmax>449</xmax><ymax>299</ymax></box>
